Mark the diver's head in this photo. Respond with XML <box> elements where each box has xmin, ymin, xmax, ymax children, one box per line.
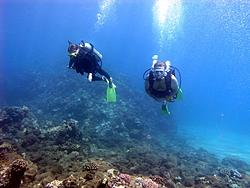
<box><xmin>153</xmin><ymin>61</ymin><xmax>167</xmax><ymax>79</ymax></box>
<box><xmin>68</xmin><ymin>44</ymin><xmax>79</xmax><ymax>56</ymax></box>
<box><xmin>154</xmin><ymin>61</ymin><xmax>166</xmax><ymax>69</ymax></box>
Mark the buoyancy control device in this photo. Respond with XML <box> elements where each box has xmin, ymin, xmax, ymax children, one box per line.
<box><xmin>79</xmin><ymin>41</ymin><xmax>102</xmax><ymax>63</ymax></box>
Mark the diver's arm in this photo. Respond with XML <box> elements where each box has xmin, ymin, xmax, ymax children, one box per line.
<box><xmin>68</xmin><ymin>57</ymin><xmax>75</xmax><ymax>69</ymax></box>
<box><xmin>144</xmin><ymin>78</ymin><xmax>150</xmax><ymax>93</ymax></box>
<box><xmin>169</xmin><ymin>75</ymin><xmax>179</xmax><ymax>97</ymax></box>
<box><xmin>88</xmin><ymin>58</ymin><xmax>96</xmax><ymax>81</ymax></box>
<box><xmin>145</xmin><ymin>78</ymin><xmax>160</xmax><ymax>102</ymax></box>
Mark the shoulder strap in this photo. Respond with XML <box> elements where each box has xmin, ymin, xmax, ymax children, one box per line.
<box><xmin>148</xmin><ymin>71</ymin><xmax>154</xmax><ymax>89</ymax></box>
<box><xmin>165</xmin><ymin>70</ymin><xmax>173</xmax><ymax>92</ymax></box>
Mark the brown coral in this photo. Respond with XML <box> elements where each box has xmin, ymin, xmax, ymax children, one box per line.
<box><xmin>45</xmin><ymin>180</ymin><xmax>63</xmax><ymax>188</ymax></box>
<box><xmin>83</xmin><ymin>162</ymin><xmax>98</xmax><ymax>171</ymax></box>
<box><xmin>9</xmin><ymin>159</ymin><xmax>28</xmax><ymax>188</ymax></box>
<box><xmin>85</xmin><ymin>172</ymin><xmax>95</xmax><ymax>180</ymax></box>
<box><xmin>62</xmin><ymin>175</ymin><xmax>80</xmax><ymax>188</ymax></box>
<box><xmin>219</xmin><ymin>168</ymin><xmax>230</xmax><ymax>176</ymax></box>
<box><xmin>0</xmin><ymin>152</ymin><xmax>6</xmax><ymax>160</ymax></box>
<box><xmin>0</xmin><ymin>166</ymin><xmax>11</xmax><ymax>187</ymax></box>
<box><xmin>194</xmin><ymin>176</ymin><xmax>210</xmax><ymax>185</ymax></box>
<box><xmin>149</xmin><ymin>175</ymin><xmax>166</xmax><ymax>185</ymax></box>
<box><xmin>0</xmin><ymin>142</ymin><xmax>14</xmax><ymax>151</ymax></box>
<box><xmin>11</xmin><ymin>158</ymin><xmax>28</xmax><ymax>173</ymax></box>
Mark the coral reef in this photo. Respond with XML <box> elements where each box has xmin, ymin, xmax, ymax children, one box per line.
<box><xmin>0</xmin><ymin>106</ymin><xmax>29</xmax><ymax>124</ymax></box>
<box><xmin>0</xmin><ymin>142</ymin><xmax>14</xmax><ymax>151</ymax></box>
<box><xmin>1</xmin><ymin>106</ymin><xmax>250</xmax><ymax>187</ymax></box>
<box><xmin>83</xmin><ymin>162</ymin><xmax>98</xmax><ymax>171</ymax></box>
<box><xmin>62</xmin><ymin>175</ymin><xmax>79</xmax><ymax>188</ymax></box>
<box><xmin>142</xmin><ymin>179</ymin><xmax>158</xmax><ymax>188</ymax></box>
<box><xmin>119</xmin><ymin>173</ymin><xmax>131</xmax><ymax>184</ymax></box>
<box><xmin>9</xmin><ymin>159</ymin><xmax>28</xmax><ymax>188</ymax></box>
<box><xmin>219</xmin><ymin>167</ymin><xmax>231</xmax><ymax>176</ymax></box>
<box><xmin>1</xmin><ymin>72</ymin><xmax>250</xmax><ymax>187</ymax></box>
<box><xmin>0</xmin><ymin>143</ymin><xmax>37</xmax><ymax>188</ymax></box>
<box><xmin>0</xmin><ymin>106</ymin><xmax>29</xmax><ymax>133</ymax></box>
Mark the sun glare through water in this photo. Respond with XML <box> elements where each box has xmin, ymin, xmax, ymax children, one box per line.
<box><xmin>152</xmin><ymin>0</ymin><xmax>183</xmax><ymax>51</ymax></box>
<box><xmin>95</xmin><ymin>0</ymin><xmax>116</xmax><ymax>32</ymax></box>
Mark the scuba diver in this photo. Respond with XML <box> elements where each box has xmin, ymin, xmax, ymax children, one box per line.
<box><xmin>144</xmin><ymin>55</ymin><xmax>183</xmax><ymax>114</ymax></box>
<box><xmin>67</xmin><ymin>40</ymin><xmax>116</xmax><ymax>102</ymax></box>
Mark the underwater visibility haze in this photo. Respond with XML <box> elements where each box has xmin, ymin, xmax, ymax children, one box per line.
<box><xmin>1</xmin><ymin>0</ymin><xmax>250</xmax><ymax>187</ymax></box>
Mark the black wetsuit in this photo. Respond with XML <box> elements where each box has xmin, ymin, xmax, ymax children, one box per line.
<box><xmin>68</xmin><ymin>48</ymin><xmax>110</xmax><ymax>81</ymax></box>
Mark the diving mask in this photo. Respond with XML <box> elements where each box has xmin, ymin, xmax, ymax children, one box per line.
<box><xmin>68</xmin><ymin>48</ymin><xmax>80</xmax><ymax>57</ymax></box>
<box><xmin>153</xmin><ymin>68</ymin><xmax>167</xmax><ymax>79</ymax></box>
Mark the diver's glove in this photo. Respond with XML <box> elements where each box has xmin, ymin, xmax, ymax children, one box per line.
<box><xmin>67</xmin><ymin>66</ymin><xmax>75</xmax><ymax>70</ymax></box>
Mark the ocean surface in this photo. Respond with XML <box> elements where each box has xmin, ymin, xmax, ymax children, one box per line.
<box><xmin>1</xmin><ymin>0</ymin><xmax>250</xmax><ymax>164</ymax></box>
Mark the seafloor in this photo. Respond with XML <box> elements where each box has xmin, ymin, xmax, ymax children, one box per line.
<box><xmin>1</xmin><ymin>68</ymin><xmax>250</xmax><ymax>188</ymax></box>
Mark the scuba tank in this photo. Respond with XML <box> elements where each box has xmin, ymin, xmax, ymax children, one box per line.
<box><xmin>80</xmin><ymin>41</ymin><xmax>102</xmax><ymax>62</ymax></box>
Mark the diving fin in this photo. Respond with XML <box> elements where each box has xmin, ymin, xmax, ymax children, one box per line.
<box><xmin>107</xmin><ymin>86</ymin><xmax>116</xmax><ymax>102</ymax></box>
<box><xmin>176</xmin><ymin>88</ymin><xmax>183</xmax><ymax>100</ymax></box>
<box><xmin>106</xmin><ymin>81</ymin><xmax>116</xmax><ymax>102</ymax></box>
<box><xmin>160</xmin><ymin>103</ymin><xmax>170</xmax><ymax>114</ymax></box>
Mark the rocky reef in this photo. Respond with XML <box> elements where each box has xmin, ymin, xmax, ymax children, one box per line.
<box><xmin>1</xmin><ymin>105</ymin><xmax>250</xmax><ymax>187</ymax></box>
<box><xmin>1</xmin><ymin>70</ymin><xmax>250</xmax><ymax>187</ymax></box>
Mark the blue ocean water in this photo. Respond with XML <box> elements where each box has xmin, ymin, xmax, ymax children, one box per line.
<box><xmin>1</xmin><ymin>0</ymin><xmax>250</xmax><ymax>164</ymax></box>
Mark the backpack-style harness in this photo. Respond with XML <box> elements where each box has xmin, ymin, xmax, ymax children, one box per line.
<box><xmin>148</xmin><ymin>69</ymin><xmax>175</xmax><ymax>98</ymax></box>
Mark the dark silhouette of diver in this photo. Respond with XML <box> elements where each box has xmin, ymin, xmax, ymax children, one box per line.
<box><xmin>67</xmin><ymin>41</ymin><xmax>114</xmax><ymax>88</ymax></box>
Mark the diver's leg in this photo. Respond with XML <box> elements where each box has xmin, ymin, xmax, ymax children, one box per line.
<box><xmin>161</xmin><ymin>100</ymin><xmax>167</xmax><ymax>110</ymax></box>
<box><xmin>92</xmin><ymin>75</ymin><xmax>103</xmax><ymax>81</ymax></box>
<box><xmin>96</xmin><ymin>68</ymin><xmax>111</xmax><ymax>80</ymax></box>
<box><xmin>96</xmin><ymin>68</ymin><xmax>114</xmax><ymax>88</ymax></box>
